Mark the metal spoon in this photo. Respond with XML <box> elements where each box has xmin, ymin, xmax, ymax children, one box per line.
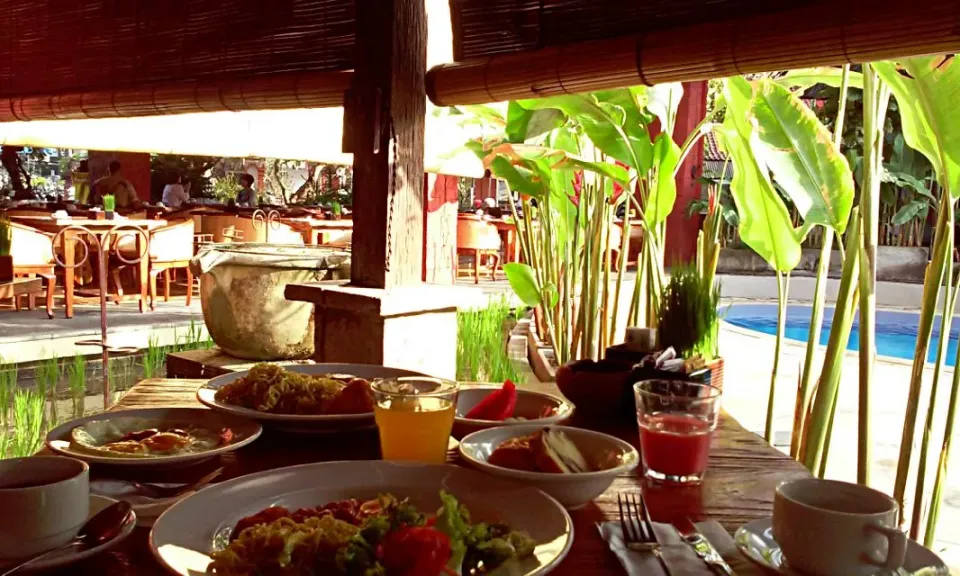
<box><xmin>1</xmin><ymin>501</ymin><xmax>133</xmax><ymax>575</ymax></box>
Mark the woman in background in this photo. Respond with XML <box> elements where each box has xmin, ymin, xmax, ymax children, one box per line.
<box><xmin>162</xmin><ymin>172</ymin><xmax>189</xmax><ymax>208</ymax></box>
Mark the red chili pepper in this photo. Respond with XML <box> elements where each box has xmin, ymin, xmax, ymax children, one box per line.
<box><xmin>381</xmin><ymin>526</ymin><xmax>451</xmax><ymax>576</ymax></box>
<box><xmin>464</xmin><ymin>381</ymin><xmax>517</xmax><ymax>421</ymax></box>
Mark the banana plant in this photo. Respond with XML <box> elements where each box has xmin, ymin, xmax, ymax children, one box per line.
<box><xmin>875</xmin><ymin>55</ymin><xmax>960</xmax><ymax>542</ymax></box>
<box><xmin>461</xmin><ymin>88</ymin><xmax>681</xmax><ymax>364</ymax></box>
<box><xmin>769</xmin><ymin>66</ymin><xmax>856</xmax><ymax>459</ymax></box>
<box><xmin>857</xmin><ymin>64</ymin><xmax>891</xmax><ymax>486</ymax></box>
<box><xmin>720</xmin><ymin>76</ymin><xmax>803</xmax><ymax>443</ymax></box>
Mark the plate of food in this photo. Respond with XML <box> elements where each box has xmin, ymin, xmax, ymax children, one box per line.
<box><xmin>150</xmin><ymin>461</ymin><xmax>573</xmax><ymax>576</ymax></box>
<box><xmin>46</xmin><ymin>408</ymin><xmax>262</xmax><ymax>467</ymax></box>
<box><xmin>458</xmin><ymin>424</ymin><xmax>639</xmax><ymax>509</ymax></box>
<box><xmin>196</xmin><ymin>363</ymin><xmax>429</xmax><ymax>433</ymax></box>
<box><xmin>454</xmin><ymin>381</ymin><xmax>574</xmax><ymax>439</ymax></box>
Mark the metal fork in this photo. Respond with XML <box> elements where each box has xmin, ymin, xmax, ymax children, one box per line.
<box><xmin>128</xmin><ymin>467</ymin><xmax>223</xmax><ymax>499</ymax></box>
<box><xmin>617</xmin><ymin>493</ymin><xmax>672</xmax><ymax>574</ymax></box>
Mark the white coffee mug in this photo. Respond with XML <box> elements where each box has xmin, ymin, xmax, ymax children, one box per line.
<box><xmin>773</xmin><ymin>478</ymin><xmax>907</xmax><ymax>576</ymax></box>
<box><xmin>0</xmin><ymin>456</ymin><xmax>90</xmax><ymax>560</ymax></box>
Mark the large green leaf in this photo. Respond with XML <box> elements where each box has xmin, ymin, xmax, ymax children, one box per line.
<box><xmin>518</xmin><ymin>95</ymin><xmax>648</xmax><ymax>171</ymax></box>
<box><xmin>487</xmin><ymin>156</ymin><xmax>546</xmax><ymax>199</ymax></box>
<box><xmin>647</xmin><ymin>83</ymin><xmax>684</xmax><ymax>135</ymax></box>
<box><xmin>719</xmin><ymin>124</ymin><xmax>801</xmax><ymax>272</ymax></box>
<box><xmin>716</xmin><ymin>81</ymin><xmax>802</xmax><ymax>274</ymax></box>
<box><xmin>503</xmin><ymin>263</ymin><xmax>541</xmax><ymax>307</ymax></box>
<box><xmin>646</xmin><ymin>133</ymin><xmax>680</xmax><ymax>227</ymax></box>
<box><xmin>505</xmin><ymin>102</ymin><xmax>565</xmax><ymax>143</ymax></box>
<box><xmin>874</xmin><ymin>57</ymin><xmax>960</xmax><ymax>198</ymax></box>
<box><xmin>486</xmin><ymin>143</ymin><xmax>630</xmax><ymax>186</ymax></box>
<box><xmin>775</xmin><ymin>68</ymin><xmax>864</xmax><ymax>92</ymax></box>
<box><xmin>723</xmin><ymin>76</ymin><xmax>755</xmax><ymax>140</ymax></box>
<box><xmin>749</xmin><ymin>80</ymin><xmax>855</xmax><ymax>233</ymax></box>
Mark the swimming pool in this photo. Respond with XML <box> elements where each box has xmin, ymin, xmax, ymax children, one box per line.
<box><xmin>723</xmin><ymin>304</ymin><xmax>960</xmax><ymax>366</ymax></box>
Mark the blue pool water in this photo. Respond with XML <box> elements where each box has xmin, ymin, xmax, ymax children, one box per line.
<box><xmin>723</xmin><ymin>304</ymin><xmax>960</xmax><ymax>366</ymax></box>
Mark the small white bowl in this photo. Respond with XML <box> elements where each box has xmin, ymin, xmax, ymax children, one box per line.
<box><xmin>458</xmin><ymin>424</ymin><xmax>639</xmax><ymax>509</ymax></box>
<box><xmin>453</xmin><ymin>387</ymin><xmax>574</xmax><ymax>439</ymax></box>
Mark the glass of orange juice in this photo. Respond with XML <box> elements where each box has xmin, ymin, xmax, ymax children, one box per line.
<box><xmin>372</xmin><ymin>377</ymin><xmax>459</xmax><ymax>463</ymax></box>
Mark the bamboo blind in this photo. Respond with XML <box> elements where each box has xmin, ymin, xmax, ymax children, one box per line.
<box><xmin>0</xmin><ymin>0</ymin><xmax>355</xmax><ymax>99</ymax></box>
<box><xmin>0</xmin><ymin>71</ymin><xmax>352</xmax><ymax>122</ymax></box>
<box><xmin>429</xmin><ymin>0</ymin><xmax>960</xmax><ymax>106</ymax></box>
<box><xmin>448</xmin><ymin>0</ymin><xmax>798</xmax><ymax>62</ymax></box>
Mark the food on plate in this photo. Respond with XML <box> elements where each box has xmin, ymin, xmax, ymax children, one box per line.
<box><xmin>488</xmin><ymin>427</ymin><xmax>593</xmax><ymax>473</ymax></box>
<box><xmin>464</xmin><ymin>381</ymin><xmax>518</xmax><ymax>421</ymax></box>
<box><xmin>70</xmin><ymin>417</ymin><xmax>233</xmax><ymax>458</ymax></box>
<box><xmin>462</xmin><ymin>381</ymin><xmax>560</xmax><ymax>422</ymax></box>
<box><xmin>209</xmin><ymin>491</ymin><xmax>535</xmax><ymax>576</ymax></box>
<box><xmin>214</xmin><ymin>363</ymin><xmax>375</xmax><ymax>415</ymax></box>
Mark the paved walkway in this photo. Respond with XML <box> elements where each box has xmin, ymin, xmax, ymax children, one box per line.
<box><xmin>718</xmin><ymin>305</ymin><xmax>960</xmax><ymax>568</ymax></box>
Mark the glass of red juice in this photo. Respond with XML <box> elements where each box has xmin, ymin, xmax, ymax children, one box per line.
<box><xmin>633</xmin><ymin>380</ymin><xmax>721</xmax><ymax>484</ymax></box>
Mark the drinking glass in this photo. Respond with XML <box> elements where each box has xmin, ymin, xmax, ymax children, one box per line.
<box><xmin>633</xmin><ymin>379</ymin><xmax>721</xmax><ymax>484</ymax></box>
<box><xmin>372</xmin><ymin>377</ymin><xmax>459</xmax><ymax>463</ymax></box>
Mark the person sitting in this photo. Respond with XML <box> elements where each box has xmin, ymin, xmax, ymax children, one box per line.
<box><xmin>235</xmin><ymin>174</ymin><xmax>258</xmax><ymax>208</ymax></box>
<box><xmin>92</xmin><ymin>160</ymin><xmax>142</xmax><ymax>210</ymax></box>
<box><xmin>161</xmin><ymin>173</ymin><xmax>190</xmax><ymax>208</ymax></box>
<box><xmin>72</xmin><ymin>160</ymin><xmax>91</xmax><ymax>205</ymax></box>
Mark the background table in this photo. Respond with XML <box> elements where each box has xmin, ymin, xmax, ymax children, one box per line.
<box><xmin>284</xmin><ymin>217</ymin><xmax>353</xmax><ymax>245</ymax></box>
<box><xmin>8</xmin><ymin>217</ymin><xmax>167</xmax><ymax>318</ymax></box>
<box><xmin>36</xmin><ymin>378</ymin><xmax>810</xmax><ymax>575</ymax></box>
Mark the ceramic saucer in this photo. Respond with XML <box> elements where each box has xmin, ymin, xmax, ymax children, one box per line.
<box><xmin>0</xmin><ymin>494</ymin><xmax>137</xmax><ymax>572</ymax></box>
<box><xmin>734</xmin><ymin>518</ymin><xmax>949</xmax><ymax>576</ymax></box>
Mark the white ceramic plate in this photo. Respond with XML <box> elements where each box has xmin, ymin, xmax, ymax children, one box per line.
<box><xmin>46</xmin><ymin>408</ymin><xmax>262</xmax><ymax>467</ymax></box>
<box><xmin>734</xmin><ymin>518</ymin><xmax>949</xmax><ymax>575</ymax></box>
<box><xmin>2</xmin><ymin>494</ymin><xmax>136</xmax><ymax>572</ymax></box>
<box><xmin>453</xmin><ymin>386</ymin><xmax>575</xmax><ymax>439</ymax></box>
<box><xmin>196</xmin><ymin>363</ymin><xmax>428</xmax><ymax>433</ymax></box>
<box><xmin>459</xmin><ymin>424</ymin><xmax>639</xmax><ymax>509</ymax></box>
<box><xmin>150</xmin><ymin>461</ymin><xmax>573</xmax><ymax>576</ymax></box>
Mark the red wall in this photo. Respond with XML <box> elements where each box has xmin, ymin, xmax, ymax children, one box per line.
<box><xmin>664</xmin><ymin>80</ymin><xmax>708</xmax><ymax>266</ymax></box>
<box><xmin>87</xmin><ymin>151</ymin><xmax>152</xmax><ymax>202</ymax></box>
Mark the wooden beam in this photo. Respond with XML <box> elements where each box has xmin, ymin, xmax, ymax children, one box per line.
<box><xmin>346</xmin><ymin>0</ymin><xmax>427</xmax><ymax>288</ymax></box>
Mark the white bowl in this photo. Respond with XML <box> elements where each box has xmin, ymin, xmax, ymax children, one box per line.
<box><xmin>453</xmin><ymin>386</ymin><xmax>574</xmax><ymax>439</ymax></box>
<box><xmin>458</xmin><ymin>424</ymin><xmax>639</xmax><ymax>509</ymax></box>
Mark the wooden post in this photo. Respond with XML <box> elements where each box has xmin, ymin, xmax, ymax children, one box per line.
<box><xmin>291</xmin><ymin>0</ymin><xmax>457</xmax><ymax>378</ymax></box>
<box><xmin>345</xmin><ymin>0</ymin><xmax>427</xmax><ymax>289</ymax></box>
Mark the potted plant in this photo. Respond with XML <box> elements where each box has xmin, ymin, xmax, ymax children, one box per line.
<box><xmin>0</xmin><ymin>214</ymin><xmax>12</xmax><ymax>282</ymax></box>
<box><xmin>102</xmin><ymin>194</ymin><xmax>116</xmax><ymax>219</ymax></box>
<box><xmin>330</xmin><ymin>200</ymin><xmax>342</xmax><ymax>220</ymax></box>
<box><xmin>656</xmin><ymin>263</ymin><xmax>724</xmax><ymax>389</ymax></box>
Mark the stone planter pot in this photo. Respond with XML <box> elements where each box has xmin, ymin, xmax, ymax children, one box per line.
<box><xmin>191</xmin><ymin>243</ymin><xmax>350</xmax><ymax>360</ymax></box>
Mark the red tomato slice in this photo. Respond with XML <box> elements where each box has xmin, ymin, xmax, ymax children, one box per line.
<box><xmin>464</xmin><ymin>380</ymin><xmax>518</xmax><ymax>421</ymax></box>
<box><xmin>382</xmin><ymin>526</ymin><xmax>451</xmax><ymax>576</ymax></box>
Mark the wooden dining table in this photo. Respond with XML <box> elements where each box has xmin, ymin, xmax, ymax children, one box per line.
<box><xmin>7</xmin><ymin>216</ymin><xmax>168</xmax><ymax>318</ymax></box>
<box><xmin>35</xmin><ymin>377</ymin><xmax>811</xmax><ymax>575</ymax></box>
<box><xmin>284</xmin><ymin>216</ymin><xmax>354</xmax><ymax>245</ymax></box>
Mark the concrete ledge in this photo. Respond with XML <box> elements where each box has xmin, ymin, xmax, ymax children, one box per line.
<box><xmin>718</xmin><ymin>246</ymin><xmax>928</xmax><ymax>283</ymax></box>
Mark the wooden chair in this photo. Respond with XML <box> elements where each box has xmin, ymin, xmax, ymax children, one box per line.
<box><xmin>7</xmin><ymin>222</ymin><xmax>57</xmax><ymax>318</ymax></box>
<box><xmin>114</xmin><ymin>219</ymin><xmax>195</xmax><ymax>309</ymax></box>
<box><xmin>456</xmin><ymin>215</ymin><xmax>502</xmax><ymax>284</ymax></box>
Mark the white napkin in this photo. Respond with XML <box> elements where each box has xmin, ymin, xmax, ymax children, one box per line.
<box><xmin>598</xmin><ymin>520</ymin><xmax>759</xmax><ymax>576</ymax></box>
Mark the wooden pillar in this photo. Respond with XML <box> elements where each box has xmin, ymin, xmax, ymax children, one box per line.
<box><xmin>289</xmin><ymin>0</ymin><xmax>458</xmax><ymax>378</ymax></box>
<box><xmin>345</xmin><ymin>0</ymin><xmax>427</xmax><ymax>289</ymax></box>
<box><xmin>423</xmin><ymin>173</ymin><xmax>459</xmax><ymax>284</ymax></box>
<box><xmin>665</xmin><ymin>80</ymin><xmax>708</xmax><ymax>266</ymax></box>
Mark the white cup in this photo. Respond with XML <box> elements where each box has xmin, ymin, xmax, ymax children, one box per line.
<box><xmin>773</xmin><ymin>478</ymin><xmax>907</xmax><ymax>576</ymax></box>
<box><xmin>0</xmin><ymin>457</ymin><xmax>90</xmax><ymax>560</ymax></box>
